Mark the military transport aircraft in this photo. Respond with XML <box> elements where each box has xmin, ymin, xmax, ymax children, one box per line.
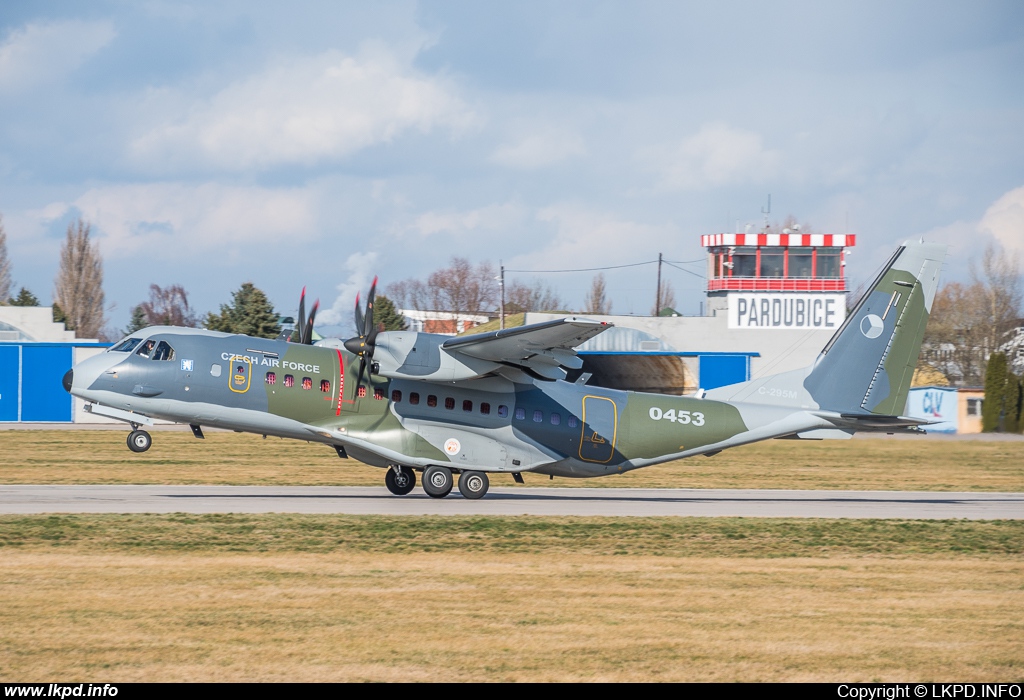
<box><xmin>64</xmin><ymin>242</ymin><xmax>945</xmax><ymax>499</ymax></box>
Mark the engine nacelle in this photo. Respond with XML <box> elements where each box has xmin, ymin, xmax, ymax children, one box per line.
<box><xmin>370</xmin><ymin>332</ymin><xmax>502</xmax><ymax>382</ymax></box>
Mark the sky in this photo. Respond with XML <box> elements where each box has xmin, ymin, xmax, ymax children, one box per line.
<box><xmin>1</xmin><ymin>0</ymin><xmax>1022</xmax><ymax>337</ymax></box>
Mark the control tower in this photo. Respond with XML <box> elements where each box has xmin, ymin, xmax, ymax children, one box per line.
<box><xmin>701</xmin><ymin>231</ymin><xmax>856</xmax><ymax>328</ymax></box>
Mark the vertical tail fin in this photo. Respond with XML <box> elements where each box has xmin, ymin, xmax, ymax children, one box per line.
<box><xmin>804</xmin><ymin>241</ymin><xmax>945</xmax><ymax>415</ymax></box>
<box><xmin>705</xmin><ymin>241</ymin><xmax>946</xmax><ymax>417</ymax></box>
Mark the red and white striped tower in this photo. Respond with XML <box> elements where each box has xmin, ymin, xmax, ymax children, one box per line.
<box><xmin>701</xmin><ymin>231</ymin><xmax>856</xmax><ymax>293</ymax></box>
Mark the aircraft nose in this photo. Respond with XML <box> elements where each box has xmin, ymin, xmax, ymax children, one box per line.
<box><xmin>63</xmin><ymin>368</ymin><xmax>73</xmax><ymax>393</ymax></box>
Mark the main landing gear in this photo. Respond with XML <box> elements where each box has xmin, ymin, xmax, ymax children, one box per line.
<box><xmin>126</xmin><ymin>429</ymin><xmax>152</xmax><ymax>453</ymax></box>
<box><xmin>405</xmin><ymin>465</ymin><xmax>489</xmax><ymax>499</ymax></box>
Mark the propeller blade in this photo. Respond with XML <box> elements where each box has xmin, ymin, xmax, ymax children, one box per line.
<box><xmin>362</xmin><ymin>277</ymin><xmax>378</xmax><ymax>340</ymax></box>
<box><xmin>354</xmin><ymin>292</ymin><xmax>364</xmax><ymax>337</ymax></box>
<box><xmin>296</xmin><ymin>287</ymin><xmax>306</xmax><ymax>344</ymax></box>
<box><xmin>355</xmin><ymin>356</ymin><xmax>367</xmax><ymax>395</ymax></box>
<box><xmin>302</xmin><ymin>300</ymin><xmax>319</xmax><ymax>345</ymax></box>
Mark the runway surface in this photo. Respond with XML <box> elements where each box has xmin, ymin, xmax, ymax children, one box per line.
<box><xmin>1</xmin><ymin>485</ymin><xmax>1022</xmax><ymax>519</ymax></box>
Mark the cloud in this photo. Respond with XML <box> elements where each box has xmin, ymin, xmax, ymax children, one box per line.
<box><xmin>130</xmin><ymin>46</ymin><xmax>476</xmax><ymax>171</ymax></box>
<box><xmin>316</xmin><ymin>251</ymin><xmax>379</xmax><ymax>329</ymax></box>
<box><xmin>526</xmin><ymin>203</ymin><xmax>676</xmax><ymax>269</ymax></box>
<box><xmin>490</xmin><ymin>129</ymin><xmax>586</xmax><ymax>169</ymax></box>
<box><xmin>0</xmin><ymin>20</ymin><xmax>116</xmax><ymax>93</ymax></box>
<box><xmin>406</xmin><ymin>201</ymin><xmax>528</xmax><ymax>238</ymax></box>
<box><xmin>979</xmin><ymin>185</ymin><xmax>1024</xmax><ymax>256</ymax></box>
<box><xmin>64</xmin><ymin>182</ymin><xmax>318</xmax><ymax>258</ymax></box>
<box><xmin>649</xmin><ymin>122</ymin><xmax>780</xmax><ymax>191</ymax></box>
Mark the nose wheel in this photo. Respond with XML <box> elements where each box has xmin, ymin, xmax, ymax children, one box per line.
<box><xmin>385</xmin><ymin>465</ymin><xmax>416</xmax><ymax>495</ymax></box>
<box><xmin>127</xmin><ymin>429</ymin><xmax>152</xmax><ymax>453</ymax></box>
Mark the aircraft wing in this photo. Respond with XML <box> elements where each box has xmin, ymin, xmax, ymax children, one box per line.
<box><xmin>442</xmin><ymin>317</ymin><xmax>611</xmax><ymax>378</ymax></box>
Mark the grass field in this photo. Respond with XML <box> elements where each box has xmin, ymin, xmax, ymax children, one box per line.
<box><xmin>1</xmin><ymin>515</ymin><xmax>1022</xmax><ymax>682</ymax></box>
<box><xmin>2</xmin><ymin>430</ymin><xmax>1023</xmax><ymax>491</ymax></box>
<box><xmin>2</xmin><ymin>433</ymin><xmax>1022</xmax><ymax>681</ymax></box>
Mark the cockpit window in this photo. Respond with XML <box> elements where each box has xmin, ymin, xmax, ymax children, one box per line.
<box><xmin>152</xmin><ymin>341</ymin><xmax>175</xmax><ymax>361</ymax></box>
<box><xmin>111</xmin><ymin>338</ymin><xmax>143</xmax><ymax>353</ymax></box>
<box><xmin>136</xmin><ymin>340</ymin><xmax>157</xmax><ymax>358</ymax></box>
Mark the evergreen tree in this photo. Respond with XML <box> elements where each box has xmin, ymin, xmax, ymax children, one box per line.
<box><xmin>982</xmin><ymin>352</ymin><xmax>1008</xmax><ymax>432</ymax></box>
<box><xmin>375</xmin><ymin>294</ymin><xmax>408</xmax><ymax>331</ymax></box>
<box><xmin>9</xmin><ymin>287</ymin><xmax>39</xmax><ymax>306</ymax></box>
<box><xmin>204</xmin><ymin>282</ymin><xmax>280</xmax><ymax>339</ymax></box>
<box><xmin>125</xmin><ymin>305</ymin><xmax>148</xmax><ymax>334</ymax></box>
<box><xmin>1005</xmin><ymin>372</ymin><xmax>1022</xmax><ymax>434</ymax></box>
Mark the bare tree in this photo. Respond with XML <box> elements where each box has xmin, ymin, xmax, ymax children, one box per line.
<box><xmin>391</xmin><ymin>257</ymin><xmax>498</xmax><ymax>327</ymax></box>
<box><xmin>583</xmin><ymin>273</ymin><xmax>612</xmax><ymax>315</ymax></box>
<box><xmin>506</xmin><ymin>279</ymin><xmax>564</xmax><ymax>314</ymax></box>
<box><xmin>0</xmin><ymin>214</ymin><xmax>12</xmax><ymax>304</ymax></box>
<box><xmin>920</xmin><ymin>243</ymin><xmax>1023</xmax><ymax>386</ymax></box>
<box><xmin>974</xmin><ymin>243</ymin><xmax>1023</xmax><ymax>360</ymax></box>
<box><xmin>53</xmin><ymin>218</ymin><xmax>105</xmax><ymax>338</ymax></box>
<box><xmin>652</xmin><ymin>280</ymin><xmax>676</xmax><ymax>315</ymax></box>
<box><xmin>136</xmin><ymin>284</ymin><xmax>199</xmax><ymax>328</ymax></box>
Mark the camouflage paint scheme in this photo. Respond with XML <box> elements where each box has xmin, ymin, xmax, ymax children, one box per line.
<box><xmin>69</xmin><ymin>242</ymin><xmax>945</xmax><ymax>481</ymax></box>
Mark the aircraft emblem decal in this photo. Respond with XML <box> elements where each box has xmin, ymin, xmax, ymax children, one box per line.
<box><xmin>180</xmin><ymin>359</ymin><xmax>193</xmax><ymax>372</ymax></box>
<box><xmin>860</xmin><ymin>314</ymin><xmax>884</xmax><ymax>339</ymax></box>
<box><xmin>444</xmin><ymin>438</ymin><xmax>461</xmax><ymax>456</ymax></box>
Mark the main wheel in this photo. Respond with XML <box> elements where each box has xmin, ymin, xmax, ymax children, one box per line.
<box><xmin>458</xmin><ymin>471</ymin><xmax>489</xmax><ymax>500</ymax></box>
<box><xmin>127</xmin><ymin>430</ymin><xmax>152</xmax><ymax>453</ymax></box>
<box><xmin>422</xmin><ymin>465</ymin><xmax>453</xmax><ymax>498</ymax></box>
<box><xmin>385</xmin><ymin>466</ymin><xmax>416</xmax><ymax>496</ymax></box>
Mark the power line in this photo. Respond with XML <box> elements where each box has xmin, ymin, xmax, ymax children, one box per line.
<box><xmin>504</xmin><ymin>260</ymin><xmax>658</xmax><ymax>274</ymax></box>
<box><xmin>663</xmin><ymin>261</ymin><xmax>705</xmax><ymax>279</ymax></box>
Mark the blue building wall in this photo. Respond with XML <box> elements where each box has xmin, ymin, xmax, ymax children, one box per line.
<box><xmin>0</xmin><ymin>342</ymin><xmax>110</xmax><ymax>422</ymax></box>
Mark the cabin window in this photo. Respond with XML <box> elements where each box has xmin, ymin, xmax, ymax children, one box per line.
<box><xmin>533</xmin><ymin>410</ymin><xmax>543</xmax><ymax>423</ymax></box>
<box><xmin>302</xmin><ymin>377</ymin><xmax>312</xmax><ymax>390</ymax></box>
<box><xmin>210</xmin><ymin>364</ymin><xmax>222</xmax><ymax>377</ymax></box>
<box><xmin>497</xmin><ymin>405</ymin><xmax>508</xmax><ymax>418</ymax></box>
<box><xmin>427</xmin><ymin>395</ymin><xmax>437</xmax><ymax>407</ymax></box>
<box><xmin>357</xmin><ymin>386</ymin><xmax>367</xmax><ymax>398</ymax></box>
<box><xmin>392</xmin><ymin>390</ymin><xmax>402</xmax><ymax>403</ymax></box>
<box><xmin>284</xmin><ymin>374</ymin><xmax>295</xmax><ymax>387</ymax></box>
<box><xmin>445</xmin><ymin>397</ymin><xmax>455</xmax><ymax>410</ymax></box>
<box><xmin>463</xmin><ymin>400</ymin><xmax>473</xmax><ymax>412</ymax></box>
<box><xmin>409</xmin><ymin>392</ymin><xmax>420</xmax><ymax>405</ymax></box>
<box><xmin>480</xmin><ymin>402</ymin><xmax>491</xmax><ymax>415</ymax></box>
<box><xmin>265</xmin><ymin>372</ymin><xmax>276</xmax><ymax>385</ymax></box>
<box><xmin>374</xmin><ymin>387</ymin><xmax>385</xmax><ymax>400</ymax></box>
<box><xmin>567</xmin><ymin>415</ymin><xmax>578</xmax><ymax>428</ymax></box>
<box><xmin>550</xmin><ymin>412</ymin><xmax>561</xmax><ymax>425</ymax></box>
<box><xmin>321</xmin><ymin>379</ymin><xmax>331</xmax><ymax>393</ymax></box>
<box><xmin>111</xmin><ymin>338</ymin><xmax>142</xmax><ymax>353</ymax></box>
<box><xmin>515</xmin><ymin>407</ymin><xmax>525</xmax><ymax>420</ymax></box>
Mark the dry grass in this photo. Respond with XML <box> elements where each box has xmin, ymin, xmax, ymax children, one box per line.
<box><xmin>0</xmin><ymin>515</ymin><xmax>1022</xmax><ymax>681</ymax></box>
<box><xmin>1</xmin><ymin>549</ymin><xmax>1021</xmax><ymax>682</ymax></box>
<box><xmin>1</xmin><ymin>430</ymin><xmax>1021</xmax><ymax>491</ymax></box>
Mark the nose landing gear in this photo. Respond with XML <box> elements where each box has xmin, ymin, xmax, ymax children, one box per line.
<box><xmin>385</xmin><ymin>465</ymin><xmax>416</xmax><ymax>495</ymax></box>
<box><xmin>127</xmin><ymin>429</ymin><xmax>152</xmax><ymax>453</ymax></box>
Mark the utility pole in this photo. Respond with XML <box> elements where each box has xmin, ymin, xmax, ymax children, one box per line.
<box><xmin>655</xmin><ymin>252</ymin><xmax>662</xmax><ymax>316</ymax></box>
<box><xmin>499</xmin><ymin>263</ymin><xmax>505</xmax><ymax>330</ymax></box>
